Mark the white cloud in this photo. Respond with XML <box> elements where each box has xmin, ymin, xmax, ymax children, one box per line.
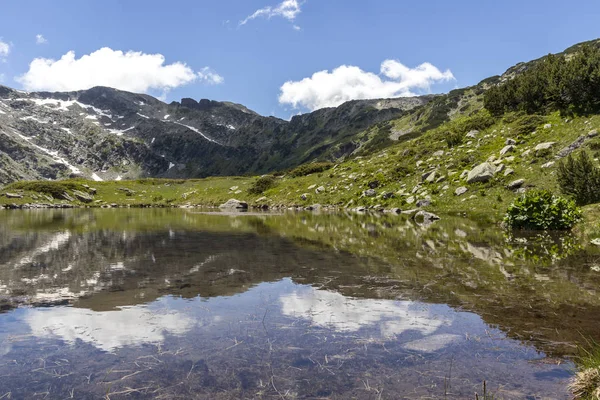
<box><xmin>240</xmin><ymin>0</ymin><xmax>301</xmax><ymax>26</ymax></box>
<box><xmin>0</xmin><ymin>40</ymin><xmax>10</xmax><ymax>58</ymax></box>
<box><xmin>16</xmin><ymin>47</ymin><xmax>222</xmax><ymax>93</ymax></box>
<box><xmin>281</xmin><ymin>288</ymin><xmax>452</xmax><ymax>338</ymax></box>
<box><xmin>198</xmin><ymin>67</ymin><xmax>224</xmax><ymax>85</ymax></box>
<box><xmin>25</xmin><ymin>301</ymin><xmax>195</xmax><ymax>352</ymax></box>
<box><xmin>279</xmin><ymin>60</ymin><xmax>454</xmax><ymax>111</ymax></box>
<box><xmin>35</xmin><ymin>34</ymin><xmax>47</xmax><ymax>44</ymax></box>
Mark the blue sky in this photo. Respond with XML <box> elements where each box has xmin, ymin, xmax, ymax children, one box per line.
<box><xmin>1</xmin><ymin>0</ymin><xmax>599</xmax><ymax>118</ymax></box>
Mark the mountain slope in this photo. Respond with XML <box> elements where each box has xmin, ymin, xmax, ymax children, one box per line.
<box><xmin>0</xmin><ymin>85</ymin><xmax>432</xmax><ymax>184</ymax></box>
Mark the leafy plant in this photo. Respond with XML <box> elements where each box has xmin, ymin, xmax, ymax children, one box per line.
<box><xmin>248</xmin><ymin>175</ymin><xmax>277</xmax><ymax>195</ymax></box>
<box><xmin>504</xmin><ymin>190</ymin><xmax>582</xmax><ymax>230</ymax></box>
<box><xmin>558</xmin><ymin>151</ymin><xmax>600</xmax><ymax>206</ymax></box>
<box><xmin>287</xmin><ymin>162</ymin><xmax>334</xmax><ymax>177</ymax></box>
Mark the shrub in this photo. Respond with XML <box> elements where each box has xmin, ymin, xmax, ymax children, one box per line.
<box><xmin>445</xmin><ymin>131</ymin><xmax>463</xmax><ymax>148</ymax></box>
<box><xmin>509</xmin><ymin>114</ymin><xmax>546</xmax><ymax>137</ymax></box>
<box><xmin>504</xmin><ymin>190</ymin><xmax>582</xmax><ymax>230</ymax></box>
<box><xmin>288</xmin><ymin>162</ymin><xmax>334</xmax><ymax>177</ymax></box>
<box><xmin>558</xmin><ymin>151</ymin><xmax>600</xmax><ymax>205</ymax></box>
<box><xmin>248</xmin><ymin>175</ymin><xmax>277</xmax><ymax>195</ymax></box>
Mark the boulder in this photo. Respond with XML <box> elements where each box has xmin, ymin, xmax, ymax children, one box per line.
<box><xmin>219</xmin><ymin>199</ymin><xmax>248</xmax><ymax>210</ymax></box>
<box><xmin>507</xmin><ymin>179</ymin><xmax>525</xmax><ymax>190</ymax></box>
<box><xmin>591</xmin><ymin>238</ymin><xmax>600</xmax><ymax>246</ymax></box>
<box><xmin>73</xmin><ymin>190</ymin><xmax>94</xmax><ymax>203</ymax></box>
<box><xmin>466</xmin><ymin>130</ymin><xmax>479</xmax><ymax>139</ymax></box>
<box><xmin>506</xmin><ymin>138</ymin><xmax>517</xmax><ymax>145</ymax></box>
<box><xmin>315</xmin><ymin>186</ymin><xmax>325</xmax><ymax>193</ymax></box>
<box><xmin>300</xmin><ymin>193</ymin><xmax>309</xmax><ymax>201</ymax></box>
<box><xmin>504</xmin><ymin>168</ymin><xmax>515</xmax><ymax>177</ymax></box>
<box><xmin>455</xmin><ymin>187</ymin><xmax>468</xmax><ymax>196</ymax></box>
<box><xmin>500</xmin><ymin>145</ymin><xmax>515</xmax><ymax>156</ymax></box>
<box><xmin>432</xmin><ymin>150</ymin><xmax>445</xmax><ymax>157</ymax></box>
<box><xmin>535</xmin><ymin>142</ymin><xmax>555</xmax><ymax>156</ymax></box>
<box><xmin>541</xmin><ymin>161</ymin><xmax>555</xmax><ymax>169</ymax></box>
<box><xmin>364</xmin><ymin>189</ymin><xmax>377</xmax><ymax>197</ymax></box>
<box><xmin>467</xmin><ymin>162</ymin><xmax>496</xmax><ymax>184</ymax></box>
<box><xmin>382</xmin><ymin>192</ymin><xmax>395</xmax><ymax>199</ymax></box>
<box><xmin>416</xmin><ymin>199</ymin><xmax>431</xmax><ymax>208</ymax></box>
<box><xmin>4</xmin><ymin>193</ymin><xmax>23</xmax><ymax>199</ymax></box>
<box><xmin>589</xmin><ymin>129</ymin><xmax>599</xmax><ymax>138</ymax></box>
<box><xmin>543</xmin><ymin>123</ymin><xmax>552</xmax><ymax>129</ymax></box>
<box><xmin>413</xmin><ymin>210</ymin><xmax>441</xmax><ymax>223</ymax></box>
<box><xmin>89</xmin><ymin>188</ymin><xmax>97</xmax><ymax>195</ymax></box>
<box><xmin>61</xmin><ymin>192</ymin><xmax>75</xmax><ymax>202</ymax></box>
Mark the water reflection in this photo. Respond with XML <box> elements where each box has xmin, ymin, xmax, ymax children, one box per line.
<box><xmin>0</xmin><ymin>208</ymin><xmax>597</xmax><ymax>398</ymax></box>
<box><xmin>25</xmin><ymin>299</ymin><xmax>195</xmax><ymax>352</ymax></box>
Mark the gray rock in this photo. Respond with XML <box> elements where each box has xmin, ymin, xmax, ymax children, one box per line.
<box><xmin>467</xmin><ymin>162</ymin><xmax>496</xmax><ymax>183</ymax></box>
<box><xmin>413</xmin><ymin>210</ymin><xmax>441</xmax><ymax>223</ymax></box>
<box><xmin>219</xmin><ymin>199</ymin><xmax>248</xmax><ymax>210</ymax></box>
<box><xmin>591</xmin><ymin>238</ymin><xmax>600</xmax><ymax>246</ymax></box>
<box><xmin>541</xmin><ymin>161</ymin><xmax>555</xmax><ymax>168</ymax></box>
<box><xmin>535</xmin><ymin>142</ymin><xmax>555</xmax><ymax>156</ymax></box>
<box><xmin>382</xmin><ymin>191</ymin><xmax>395</xmax><ymax>199</ymax></box>
<box><xmin>316</xmin><ymin>186</ymin><xmax>325</xmax><ymax>193</ymax></box>
<box><xmin>455</xmin><ymin>186</ymin><xmax>468</xmax><ymax>196</ymax></box>
<box><xmin>543</xmin><ymin>123</ymin><xmax>552</xmax><ymax>129</ymax></box>
<box><xmin>589</xmin><ymin>129</ymin><xmax>598</xmax><ymax>138</ymax></box>
<box><xmin>364</xmin><ymin>189</ymin><xmax>377</xmax><ymax>197</ymax></box>
<box><xmin>4</xmin><ymin>193</ymin><xmax>23</xmax><ymax>199</ymax></box>
<box><xmin>73</xmin><ymin>190</ymin><xmax>93</xmax><ymax>203</ymax></box>
<box><xmin>89</xmin><ymin>188</ymin><xmax>97</xmax><ymax>195</ymax></box>
<box><xmin>432</xmin><ymin>150</ymin><xmax>444</xmax><ymax>157</ymax></box>
<box><xmin>307</xmin><ymin>184</ymin><xmax>317</xmax><ymax>190</ymax></box>
<box><xmin>506</xmin><ymin>138</ymin><xmax>517</xmax><ymax>145</ymax></box>
<box><xmin>406</xmin><ymin>196</ymin><xmax>415</xmax><ymax>204</ymax></box>
<box><xmin>500</xmin><ymin>145</ymin><xmax>515</xmax><ymax>156</ymax></box>
<box><xmin>424</xmin><ymin>170</ymin><xmax>437</xmax><ymax>183</ymax></box>
<box><xmin>416</xmin><ymin>199</ymin><xmax>431</xmax><ymax>207</ymax></box>
<box><xmin>61</xmin><ymin>192</ymin><xmax>75</xmax><ymax>202</ymax></box>
<box><xmin>507</xmin><ymin>179</ymin><xmax>525</xmax><ymax>190</ymax></box>
<box><xmin>465</xmin><ymin>130</ymin><xmax>479</xmax><ymax>139</ymax></box>
<box><xmin>300</xmin><ymin>193</ymin><xmax>309</xmax><ymax>201</ymax></box>
<box><xmin>504</xmin><ymin>168</ymin><xmax>515</xmax><ymax>177</ymax></box>
<box><xmin>515</xmin><ymin>188</ymin><xmax>528</xmax><ymax>194</ymax></box>
<box><xmin>495</xmin><ymin>164</ymin><xmax>505</xmax><ymax>174</ymax></box>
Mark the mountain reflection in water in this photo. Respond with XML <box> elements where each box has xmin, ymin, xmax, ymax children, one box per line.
<box><xmin>0</xmin><ymin>208</ymin><xmax>597</xmax><ymax>399</ymax></box>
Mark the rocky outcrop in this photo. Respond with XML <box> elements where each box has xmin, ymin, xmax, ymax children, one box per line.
<box><xmin>467</xmin><ymin>162</ymin><xmax>496</xmax><ymax>184</ymax></box>
<box><xmin>219</xmin><ymin>199</ymin><xmax>249</xmax><ymax>210</ymax></box>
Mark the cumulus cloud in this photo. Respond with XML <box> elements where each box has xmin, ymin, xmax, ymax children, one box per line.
<box><xmin>198</xmin><ymin>67</ymin><xmax>224</xmax><ymax>85</ymax></box>
<box><xmin>16</xmin><ymin>47</ymin><xmax>223</xmax><ymax>93</ymax></box>
<box><xmin>279</xmin><ymin>60</ymin><xmax>454</xmax><ymax>111</ymax></box>
<box><xmin>0</xmin><ymin>40</ymin><xmax>10</xmax><ymax>58</ymax></box>
<box><xmin>240</xmin><ymin>0</ymin><xmax>301</xmax><ymax>26</ymax></box>
<box><xmin>35</xmin><ymin>34</ymin><xmax>47</xmax><ymax>44</ymax></box>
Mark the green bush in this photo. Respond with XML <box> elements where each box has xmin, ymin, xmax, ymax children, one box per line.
<box><xmin>248</xmin><ymin>175</ymin><xmax>277</xmax><ymax>195</ymax></box>
<box><xmin>557</xmin><ymin>151</ymin><xmax>600</xmax><ymax>205</ymax></box>
<box><xmin>504</xmin><ymin>190</ymin><xmax>582</xmax><ymax>230</ymax></box>
<box><xmin>445</xmin><ymin>131</ymin><xmax>463</xmax><ymax>148</ymax></box>
<box><xmin>288</xmin><ymin>162</ymin><xmax>334</xmax><ymax>177</ymax></box>
<box><xmin>509</xmin><ymin>114</ymin><xmax>546</xmax><ymax>137</ymax></box>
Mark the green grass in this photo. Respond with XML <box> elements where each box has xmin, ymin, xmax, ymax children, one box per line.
<box><xmin>2</xmin><ymin>110</ymin><xmax>600</xmax><ymax>228</ymax></box>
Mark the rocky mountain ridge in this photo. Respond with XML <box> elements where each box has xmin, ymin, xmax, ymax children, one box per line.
<box><xmin>0</xmin><ymin>85</ymin><xmax>433</xmax><ymax>184</ymax></box>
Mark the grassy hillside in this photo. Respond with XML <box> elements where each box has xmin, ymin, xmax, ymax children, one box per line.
<box><xmin>1</xmin><ymin>109</ymin><xmax>599</xmax><ymax>222</ymax></box>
